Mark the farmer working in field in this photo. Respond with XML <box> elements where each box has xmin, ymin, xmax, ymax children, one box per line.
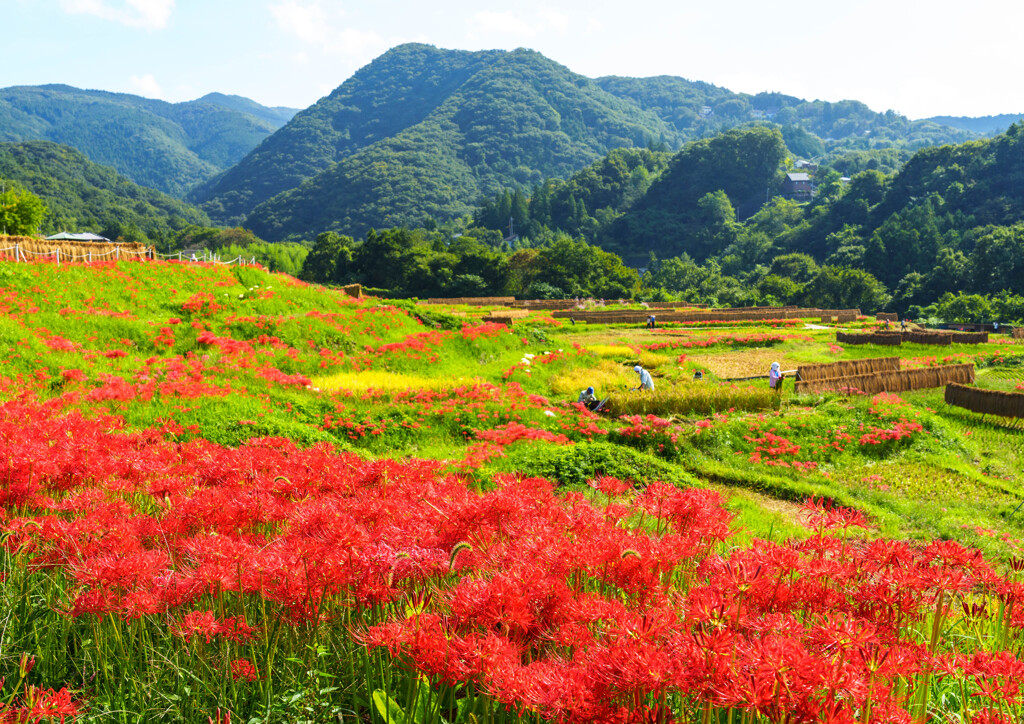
<box><xmin>769</xmin><ymin>361</ymin><xmax>785</xmax><ymax>392</ymax></box>
<box><xmin>633</xmin><ymin>365</ymin><xmax>654</xmax><ymax>391</ymax></box>
<box><xmin>577</xmin><ymin>386</ymin><xmax>598</xmax><ymax>410</ymax></box>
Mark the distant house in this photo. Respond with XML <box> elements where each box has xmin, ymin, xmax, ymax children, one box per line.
<box><xmin>699</xmin><ymin>105</ymin><xmax>713</xmax><ymax>118</ymax></box>
<box><xmin>782</xmin><ymin>172</ymin><xmax>813</xmax><ymax>201</ymax></box>
<box><xmin>46</xmin><ymin>232</ymin><xmax>111</xmax><ymax>242</ymax></box>
<box><xmin>793</xmin><ymin>159</ymin><xmax>819</xmax><ymax>172</ymax></box>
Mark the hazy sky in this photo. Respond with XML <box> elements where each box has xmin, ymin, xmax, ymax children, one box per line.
<box><xmin>4</xmin><ymin>0</ymin><xmax>1021</xmax><ymax>119</ymax></box>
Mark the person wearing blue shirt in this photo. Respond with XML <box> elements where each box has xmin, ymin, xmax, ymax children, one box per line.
<box><xmin>633</xmin><ymin>365</ymin><xmax>654</xmax><ymax>391</ymax></box>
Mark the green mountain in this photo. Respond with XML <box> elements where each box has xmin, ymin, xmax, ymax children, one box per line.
<box><xmin>195</xmin><ymin>44</ymin><xmax>686</xmax><ymax>237</ymax></box>
<box><xmin>0</xmin><ymin>140</ymin><xmax>210</xmax><ymax>243</ymax></box>
<box><xmin>193</xmin><ymin>93</ymin><xmax>298</xmax><ymax>128</ymax></box>
<box><xmin>0</xmin><ymin>85</ymin><xmax>297</xmax><ymax>197</ymax></box>
<box><xmin>595</xmin><ymin>77</ymin><xmax>977</xmax><ymax>153</ymax></box>
<box><xmin>608</xmin><ymin>126</ymin><xmax>788</xmax><ymax>260</ymax></box>
<box><xmin>923</xmin><ymin>114</ymin><xmax>1024</xmax><ymax>137</ymax></box>
<box><xmin>197</xmin><ymin>44</ymin><xmax>994</xmax><ymax>243</ymax></box>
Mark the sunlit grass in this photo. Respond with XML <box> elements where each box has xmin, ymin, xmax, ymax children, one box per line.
<box><xmin>548</xmin><ymin>360</ymin><xmax>635</xmax><ymax>396</ymax></box>
<box><xmin>613</xmin><ymin>381</ymin><xmax>779</xmax><ymax>416</ymax></box>
<box><xmin>587</xmin><ymin>344</ymin><xmax>634</xmax><ymax>357</ymax></box>
<box><xmin>312</xmin><ymin>370</ymin><xmax>483</xmax><ymax>394</ymax></box>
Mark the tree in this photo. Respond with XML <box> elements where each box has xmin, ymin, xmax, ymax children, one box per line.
<box><xmin>0</xmin><ymin>186</ymin><xmax>47</xmax><ymax>235</ymax></box>
<box><xmin>800</xmin><ymin>266</ymin><xmax>890</xmax><ymax>313</ymax></box>
<box><xmin>969</xmin><ymin>224</ymin><xmax>1024</xmax><ymax>295</ymax></box>
<box><xmin>769</xmin><ymin>253</ymin><xmax>819</xmax><ymax>283</ymax></box>
<box><xmin>693</xmin><ymin>190</ymin><xmax>739</xmax><ymax>258</ymax></box>
<box><xmin>300</xmin><ymin>231</ymin><xmax>355</xmax><ymax>284</ymax></box>
<box><xmin>511</xmin><ymin>189</ymin><xmax>529</xmax><ymax>234</ymax></box>
<box><xmin>933</xmin><ymin>292</ymin><xmax>992</xmax><ymax>323</ymax></box>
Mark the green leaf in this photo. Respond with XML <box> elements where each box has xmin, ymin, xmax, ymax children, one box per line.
<box><xmin>372</xmin><ymin>689</ymin><xmax>408</xmax><ymax>724</ymax></box>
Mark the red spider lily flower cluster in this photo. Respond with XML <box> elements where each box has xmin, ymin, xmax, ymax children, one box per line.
<box><xmin>0</xmin><ymin>686</ymin><xmax>81</xmax><ymax>723</ymax></box>
<box><xmin>2</xmin><ymin>397</ymin><xmax>1023</xmax><ymax>722</ymax></box>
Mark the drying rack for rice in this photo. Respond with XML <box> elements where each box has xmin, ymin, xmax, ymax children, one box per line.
<box><xmin>482</xmin><ymin>310</ymin><xmax>530</xmax><ymax>326</ymax></box>
<box><xmin>551</xmin><ymin>306</ymin><xmax>853</xmax><ymax>325</ymax></box>
<box><xmin>423</xmin><ymin>296</ymin><xmax>516</xmax><ymax>306</ymax></box>
<box><xmin>945</xmin><ymin>383</ymin><xmax>1024</xmax><ymax>421</ymax></box>
<box><xmin>836</xmin><ymin>331</ymin><xmax>903</xmax><ymax>346</ymax></box>
<box><xmin>797</xmin><ymin>357</ymin><xmax>901</xmax><ymax>382</ymax></box>
<box><xmin>837</xmin><ymin>330</ymin><xmax>988</xmax><ymax>346</ymax></box>
<box><xmin>0</xmin><ymin>235</ymin><xmax>152</xmax><ymax>263</ymax></box>
<box><xmin>794</xmin><ymin>357</ymin><xmax>974</xmax><ymax>395</ymax></box>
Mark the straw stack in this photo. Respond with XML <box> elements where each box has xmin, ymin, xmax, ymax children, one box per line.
<box><xmin>945</xmin><ymin>382</ymin><xmax>1024</xmax><ymax>418</ymax></box>
<box><xmin>0</xmin><ymin>235</ymin><xmax>151</xmax><ymax>262</ymax></box>
<box><xmin>795</xmin><ymin>363</ymin><xmax>974</xmax><ymax>394</ymax></box>
<box><xmin>423</xmin><ymin>296</ymin><xmax>516</xmax><ymax>306</ymax></box>
<box><xmin>797</xmin><ymin>357</ymin><xmax>901</xmax><ymax>382</ymax></box>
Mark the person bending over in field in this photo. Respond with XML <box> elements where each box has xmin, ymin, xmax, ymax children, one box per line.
<box><xmin>769</xmin><ymin>361</ymin><xmax>785</xmax><ymax>392</ymax></box>
<box><xmin>577</xmin><ymin>386</ymin><xmax>598</xmax><ymax>410</ymax></box>
<box><xmin>633</xmin><ymin>365</ymin><xmax>654</xmax><ymax>391</ymax></box>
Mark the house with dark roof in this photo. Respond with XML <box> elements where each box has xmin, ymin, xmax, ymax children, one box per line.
<box><xmin>782</xmin><ymin>172</ymin><xmax>813</xmax><ymax>201</ymax></box>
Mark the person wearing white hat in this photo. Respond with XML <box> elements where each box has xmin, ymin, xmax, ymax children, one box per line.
<box><xmin>769</xmin><ymin>361</ymin><xmax>785</xmax><ymax>392</ymax></box>
<box><xmin>634</xmin><ymin>365</ymin><xmax>654</xmax><ymax>391</ymax></box>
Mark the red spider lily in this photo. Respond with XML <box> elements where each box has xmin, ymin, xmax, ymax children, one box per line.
<box><xmin>0</xmin><ymin>686</ymin><xmax>81</xmax><ymax>723</ymax></box>
<box><xmin>230</xmin><ymin>659</ymin><xmax>260</xmax><ymax>682</ymax></box>
<box><xmin>802</xmin><ymin>496</ymin><xmax>868</xmax><ymax>533</ymax></box>
<box><xmin>3</xmin><ymin>393</ymin><xmax>1024</xmax><ymax>723</ymax></box>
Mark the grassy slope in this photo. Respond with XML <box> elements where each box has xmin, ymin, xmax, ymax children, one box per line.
<box><xmin>1</xmin><ymin>259</ymin><xmax>1023</xmax><ymax>558</ymax></box>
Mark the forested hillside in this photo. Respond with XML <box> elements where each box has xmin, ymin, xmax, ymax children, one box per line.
<box><xmin>924</xmin><ymin>113</ymin><xmax>1023</xmax><ymax>136</ymax></box>
<box><xmin>0</xmin><ymin>141</ymin><xmax>209</xmax><ymax>243</ymax></box>
<box><xmin>598</xmin><ymin>78</ymin><xmax>977</xmax><ymax>153</ymax></box>
<box><xmin>196</xmin><ymin>44</ymin><xmax>683</xmax><ymax>237</ymax></box>
<box><xmin>193</xmin><ymin>44</ymin><xmax>988</xmax><ymax>242</ymax></box>
<box><xmin>0</xmin><ymin>85</ymin><xmax>296</xmax><ymax>197</ymax></box>
<box><xmin>457</xmin><ymin>122</ymin><xmax>1024</xmax><ymax>319</ymax></box>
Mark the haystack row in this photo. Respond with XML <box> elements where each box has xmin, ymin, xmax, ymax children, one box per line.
<box><xmin>836</xmin><ymin>331</ymin><xmax>903</xmax><ymax>346</ymax></box>
<box><xmin>0</xmin><ymin>236</ymin><xmax>151</xmax><ymax>262</ymax></box>
<box><xmin>945</xmin><ymin>382</ymin><xmax>1024</xmax><ymax>418</ymax></box>
<box><xmin>424</xmin><ymin>296</ymin><xmax>516</xmax><ymax>306</ymax></box>
<box><xmin>837</xmin><ymin>330</ymin><xmax>988</xmax><ymax>346</ymax></box>
<box><xmin>795</xmin><ymin>364</ymin><xmax>974</xmax><ymax>394</ymax></box>
<box><xmin>950</xmin><ymin>332</ymin><xmax>989</xmax><ymax>344</ymax></box>
<box><xmin>510</xmin><ymin>300</ymin><xmax>577</xmax><ymax>310</ymax></box>
<box><xmin>794</xmin><ymin>373</ymin><xmax>881</xmax><ymax>394</ymax></box>
<box><xmin>797</xmin><ymin>357</ymin><xmax>901</xmax><ymax>382</ymax></box>
<box><xmin>552</xmin><ymin>307</ymin><xmax>838</xmax><ymax>324</ymax></box>
<box><xmin>484</xmin><ymin>310</ymin><xmax>530</xmax><ymax>321</ymax></box>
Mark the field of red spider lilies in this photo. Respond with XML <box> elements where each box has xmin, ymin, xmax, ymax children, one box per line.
<box><xmin>3</xmin><ymin>259</ymin><xmax>1024</xmax><ymax>723</ymax></box>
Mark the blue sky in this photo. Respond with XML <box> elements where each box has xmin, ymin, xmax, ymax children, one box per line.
<box><xmin>4</xmin><ymin>0</ymin><xmax>1022</xmax><ymax>119</ymax></box>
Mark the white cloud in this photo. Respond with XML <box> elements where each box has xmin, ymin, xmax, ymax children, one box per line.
<box><xmin>268</xmin><ymin>0</ymin><xmax>330</xmax><ymax>46</ymax></box>
<box><xmin>469</xmin><ymin>11</ymin><xmax>539</xmax><ymax>38</ymax></box>
<box><xmin>538</xmin><ymin>8</ymin><xmax>570</xmax><ymax>34</ymax></box>
<box><xmin>268</xmin><ymin>0</ymin><xmax>392</xmax><ymax>59</ymax></box>
<box><xmin>59</xmin><ymin>0</ymin><xmax>175</xmax><ymax>29</ymax></box>
<box><xmin>129</xmin><ymin>73</ymin><xmax>163</xmax><ymax>98</ymax></box>
<box><xmin>467</xmin><ymin>8</ymin><xmax>579</xmax><ymax>41</ymax></box>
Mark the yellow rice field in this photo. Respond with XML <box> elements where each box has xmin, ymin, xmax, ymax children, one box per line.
<box><xmin>311</xmin><ymin>370</ymin><xmax>483</xmax><ymax>394</ymax></box>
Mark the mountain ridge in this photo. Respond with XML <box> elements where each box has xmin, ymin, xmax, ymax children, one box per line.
<box><xmin>0</xmin><ymin>84</ymin><xmax>298</xmax><ymax>198</ymax></box>
<box><xmin>194</xmin><ymin>43</ymin><xmax>998</xmax><ymax>242</ymax></box>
